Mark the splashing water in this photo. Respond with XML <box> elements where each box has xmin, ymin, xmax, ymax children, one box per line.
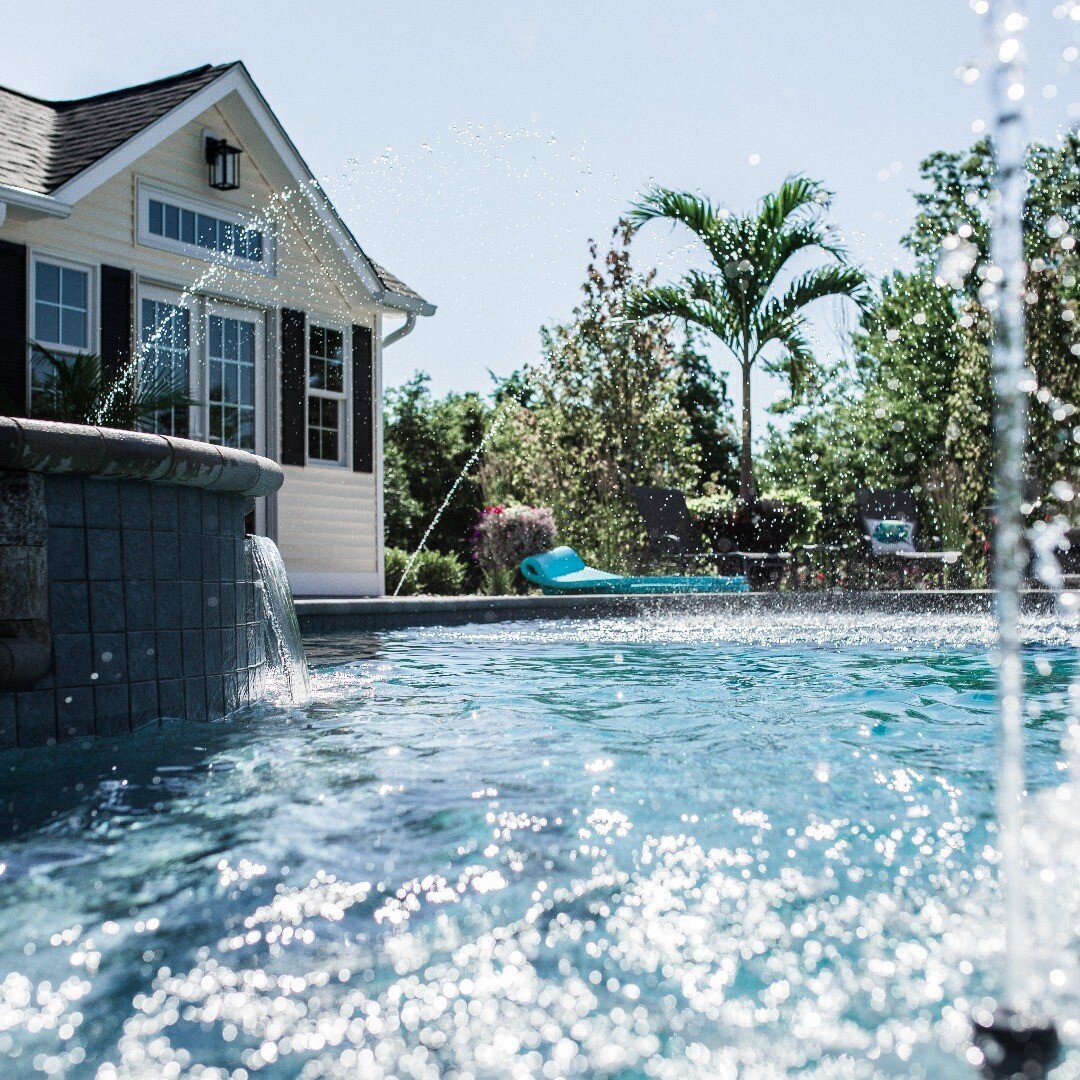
<box><xmin>392</xmin><ymin>402</ymin><xmax>515</xmax><ymax>595</ymax></box>
<box><xmin>248</xmin><ymin>535</ymin><xmax>311</xmax><ymax>704</ymax></box>
<box><xmin>984</xmin><ymin>0</ymin><xmax>1035</xmax><ymax>1017</ymax></box>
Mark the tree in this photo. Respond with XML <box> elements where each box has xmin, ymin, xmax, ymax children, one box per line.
<box><xmin>382</xmin><ymin>373</ymin><xmax>493</xmax><ymax>572</ymax></box>
<box><xmin>624</xmin><ymin>177</ymin><xmax>870</xmax><ymax>501</ymax></box>
<box><xmin>674</xmin><ymin>328</ymin><xmax>738</xmax><ymax>493</ymax></box>
<box><xmin>483</xmin><ymin>222</ymin><xmax>698</xmax><ymax>572</ymax></box>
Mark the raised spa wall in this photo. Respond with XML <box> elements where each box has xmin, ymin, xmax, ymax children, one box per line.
<box><xmin>0</xmin><ymin>417</ymin><xmax>284</xmax><ymax>749</ymax></box>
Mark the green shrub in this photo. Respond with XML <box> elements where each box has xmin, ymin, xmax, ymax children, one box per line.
<box><xmin>384</xmin><ymin>547</ymin><xmax>467</xmax><ymax>596</ymax></box>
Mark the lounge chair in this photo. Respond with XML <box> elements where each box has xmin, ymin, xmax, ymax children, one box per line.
<box><xmin>520</xmin><ymin>547</ymin><xmax>749</xmax><ymax>595</ymax></box>
<box><xmin>633</xmin><ymin>485</ymin><xmax>791</xmax><ymax>588</ymax></box>
<box><xmin>854</xmin><ymin>488</ymin><xmax>961</xmax><ymax>587</ymax></box>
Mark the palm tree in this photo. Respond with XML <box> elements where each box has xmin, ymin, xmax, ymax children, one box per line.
<box><xmin>30</xmin><ymin>346</ymin><xmax>194</xmax><ymax>431</ymax></box>
<box><xmin>626</xmin><ymin>177</ymin><xmax>871</xmax><ymax>502</ymax></box>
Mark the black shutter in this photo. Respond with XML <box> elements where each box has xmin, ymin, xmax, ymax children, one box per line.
<box><xmin>0</xmin><ymin>240</ymin><xmax>28</xmax><ymax>416</ymax></box>
<box><xmin>99</xmin><ymin>264</ymin><xmax>132</xmax><ymax>387</ymax></box>
<box><xmin>351</xmin><ymin>324</ymin><xmax>374</xmax><ymax>473</ymax></box>
<box><xmin>280</xmin><ymin>308</ymin><xmax>306</xmax><ymax>466</ymax></box>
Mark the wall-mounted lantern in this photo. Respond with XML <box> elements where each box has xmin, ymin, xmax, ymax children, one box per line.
<box><xmin>205</xmin><ymin>137</ymin><xmax>242</xmax><ymax>191</ymax></box>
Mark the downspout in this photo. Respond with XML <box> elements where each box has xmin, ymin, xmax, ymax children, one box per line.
<box><xmin>382</xmin><ymin>312</ymin><xmax>417</xmax><ymax>349</ymax></box>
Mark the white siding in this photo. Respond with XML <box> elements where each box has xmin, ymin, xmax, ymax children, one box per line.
<box><xmin>2</xmin><ymin>90</ymin><xmax>388</xmax><ymax>596</ymax></box>
<box><xmin>277</xmin><ymin>466</ymin><xmax>380</xmax><ymax>596</ymax></box>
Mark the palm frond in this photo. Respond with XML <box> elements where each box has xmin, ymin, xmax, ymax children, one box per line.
<box><xmin>758</xmin><ymin>175</ymin><xmax>830</xmax><ymax>231</ymax></box>
<box><xmin>621</xmin><ymin>285</ymin><xmax>740</xmax><ymax>351</ymax></box>
<box><xmin>764</xmin><ymin>264</ymin><xmax>873</xmax><ymax>325</ymax></box>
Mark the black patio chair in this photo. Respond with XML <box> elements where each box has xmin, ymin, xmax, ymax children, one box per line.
<box><xmin>632</xmin><ymin>486</ymin><xmax>791</xmax><ymax>588</ymax></box>
<box><xmin>854</xmin><ymin>488</ymin><xmax>961</xmax><ymax>588</ymax></box>
<box><xmin>631</xmin><ymin>486</ymin><xmax>716</xmax><ymax>571</ymax></box>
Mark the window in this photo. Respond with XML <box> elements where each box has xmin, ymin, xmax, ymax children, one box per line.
<box><xmin>140</xmin><ymin>296</ymin><xmax>191</xmax><ymax>436</ymax></box>
<box><xmin>148</xmin><ymin>197</ymin><xmax>264</xmax><ymax>263</ymax></box>
<box><xmin>307</xmin><ymin>324</ymin><xmax>346</xmax><ymax>464</ymax></box>
<box><xmin>29</xmin><ymin>257</ymin><xmax>92</xmax><ymax>412</ymax></box>
<box><xmin>137</xmin><ymin>184</ymin><xmax>273</xmax><ymax>274</ymax></box>
<box><xmin>207</xmin><ymin>313</ymin><xmax>257</xmax><ymax>451</ymax></box>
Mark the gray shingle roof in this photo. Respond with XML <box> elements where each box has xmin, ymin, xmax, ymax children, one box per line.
<box><xmin>0</xmin><ymin>63</ymin><xmax>432</xmax><ymax>313</ymax></box>
<box><xmin>0</xmin><ymin>64</ymin><xmax>232</xmax><ymax>194</ymax></box>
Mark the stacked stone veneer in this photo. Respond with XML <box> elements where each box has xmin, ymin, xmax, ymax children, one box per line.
<box><xmin>0</xmin><ymin>418</ymin><xmax>284</xmax><ymax>749</ymax></box>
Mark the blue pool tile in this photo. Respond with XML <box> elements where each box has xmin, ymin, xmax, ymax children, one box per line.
<box><xmin>200</xmin><ymin>535</ymin><xmax>217</xmax><ymax>581</ymax></box>
<box><xmin>184</xmin><ymin>678</ymin><xmax>207</xmax><ymax>722</ymax></box>
<box><xmin>89</xmin><ymin>581</ymin><xmax>126</xmax><ymax>633</ymax></box>
<box><xmin>155</xmin><ymin>631</ymin><xmax>182</xmax><ymax>680</ymax></box>
<box><xmin>119</xmin><ymin>484</ymin><xmax>152</xmax><ymax>529</ymax></box>
<box><xmin>223</xmin><ymin>626</ymin><xmax>237</xmax><ymax>670</ymax></box>
<box><xmin>152</xmin><ymin>530</ymin><xmax>180</xmax><ymax>581</ymax></box>
<box><xmin>87</xmin><ymin>528</ymin><xmax>122</xmax><ymax>581</ymax></box>
<box><xmin>180</xmin><ymin>582</ymin><xmax>203</xmax><ymax>629</ymax></box>
<box><xmin>129</xmin><ymin>681</ymin><xmax>159</xmax><ymax>728</ymax></box>
<box><xmin>83</xmin><ymin>479</ymin><xmax>120</xmax><ymax>528</ymax></box>
<box><xmin>0</xmin><ymin>695</ymin><xmax>16</xmax><ymax>751</ymax></box>
<box><xmin>92</xmin><ymin>633</ymin><xmax>127</xmax><ymax>685</ymax></box>
<box><xmin>56</xmin><ymin>687</ymin><xmax>94</xmax><ymax>741</ymax></box>
<box><xmin>47</xmin><ymin>526</ymin><xmax>86</xmax><ymax>581</ymax></box>
<box><xmin>151</xmin><ymin>485</ymin><xmax>179</xmax><ymax>532</ymax></box>
<box><xmin>124</xmin><ymin>581</ymin><xmax>156</xmax><ymax>632</ymax></box>
<box><xmin>203</xmin><ymin>629</ymin><xmax>223</xmax><ymax>676</ymax></box>
<box><xmin>16</xmin><ymin>690</ymin><xmax>56</xmax><ymax>746</ymax></box>
<box><xmin>202</xmin><ymin>582</ymin><xmax>221</xmax><ymax>628</ymax></box>
<box><xmin>182</xmin><ymin>630</ymin><xmax>204</xmax><ymax>678</ymax></box>
<box><xmin>223</xmin><ymin>671</ymin><xmax>239</xmax><ymax>713</ymax></box>
<box><xmin>94</xmin><ymin>684</ymin><xmax>130</xmax><ymax>737</ymax></box>
<box><xmin>200</xmin><ymin>492</ymin><xmax>220</xmax><ymax>536</ymax></box>
<box><xmin>52</xmin><ymin>632</ymin><xmax>93</xmax><ymax>688</ymax></box>
<box><xmin>122</xmin><ymin>530</ymin><xmax>154</xmax><ymax>581</ymax></box>
<box><xmin>126</xmin><ymin>631</ymin><xmax>157</xmax><ymax>682</ymax></box>
<box><xmin>178</xmin><ymin>488</ymin><xmax>201</xmax><ymax>533</ymax></box>
<box><xmin>49</xmin><ymin>582</ymin><xmax>90</xmax><ymax>634</ymax></box>
<box><xmin>155</xmin><ymin>581</ymin><xmax>181</xmax><ymax>631</ymax></box>
<box><xmin>158</xmin><ymin>679</ymin><xmax>185</xmax><ymax>720</ymax></box>
<box><xmin>206</xmin><ymin>675</ymin><xmax>224</xmax><ymax>719</ymax></box>
<box><xmin>45</xmin><ymin>475</ymin><xmax>84</xmax><ymax>527</ymax></box>
<box><xmin>178</xmin><ymin>534</ymin><xmax>201</xmax><ymax>582</ymax></box>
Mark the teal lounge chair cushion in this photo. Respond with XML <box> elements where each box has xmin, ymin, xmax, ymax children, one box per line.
<box><xmin>520</xmin><ymin>546</ymin><xmax>749</xmax><ymax>595</ymax></box>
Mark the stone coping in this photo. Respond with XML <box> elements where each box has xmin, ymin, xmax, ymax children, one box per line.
<box><xmin>0</xmin><ymin>417</ymin><xmax>283</xmax><ymax>497</ymax></box>
<box><xmin>297</xmin><ymin>589</ymin><xmax>1056</xmax><ymax>633</ymax></box>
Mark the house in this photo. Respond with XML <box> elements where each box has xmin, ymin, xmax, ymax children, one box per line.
<box><xmin>0</xmin><ymin>62</ymin><xmax>434</xmax><ymax>597</ymax></box>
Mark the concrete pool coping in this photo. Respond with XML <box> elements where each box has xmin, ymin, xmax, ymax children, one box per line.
<box><xmin>295</xmin><ymin>589</ymin><xmax>1057</xmax><ymax>633</ymax></box>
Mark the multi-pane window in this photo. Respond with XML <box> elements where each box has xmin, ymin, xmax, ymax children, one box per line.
<box><xmin>30</xmin><ymin>259</ymin><xmax>90</xmax><ymax>411</ymax></box>
<box><xmin>148</xmin><ymin>197</ymin><xmax>264</xmax><ymax>263</ymax></box>
<box><xmin>208</xmin><ymin>314</ymin><xmax>256</xmax><ymax>451</ymax></box>
<box><xmin>307</xmin><ymin>325</ymin><xmax>346</xmax><ymax>464</ymax></box>
<box><xmin>140</xmin><ymin>298</ymin><xmax>190</xmax><ymax>436</ymax></box>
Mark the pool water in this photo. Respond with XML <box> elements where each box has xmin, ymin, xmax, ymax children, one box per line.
<box><xmin>0</xmin><ymin>613</ymin><xmax>1076</xmax><ymax>1078</ymax></box>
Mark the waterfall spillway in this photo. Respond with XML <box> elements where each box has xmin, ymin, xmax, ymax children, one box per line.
<box><xmin>248</xmin><ymin>535</ymin><xmax>311</xmax><ymax>705</ymax></box>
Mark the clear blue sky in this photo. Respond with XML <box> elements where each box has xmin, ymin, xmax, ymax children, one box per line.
<box><xmin>3</xmin><ymin>1</ymin><xmax>1076</xmax><ymax>434</ymax></box>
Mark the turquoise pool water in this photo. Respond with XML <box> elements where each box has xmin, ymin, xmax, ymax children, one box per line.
<box><xmin>0</xmin><ymin>612</ymin><xmax>1076</xmax><ymax>1078</ymax></box>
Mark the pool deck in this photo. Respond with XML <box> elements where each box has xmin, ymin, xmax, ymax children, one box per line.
<box><xmin>295</xmin><ymin>589</ymin><xmax>1057</xmax><ymax>633</ymax></box>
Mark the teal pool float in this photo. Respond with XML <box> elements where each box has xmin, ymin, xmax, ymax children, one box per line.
<box><xmin>520</xmin><ymin>546</ymin><xmax>749</xmax><ymax>595</ymax></box>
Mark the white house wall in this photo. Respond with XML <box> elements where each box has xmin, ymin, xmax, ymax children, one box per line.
<box><xmin>1</xmin><ymin>91</ymin><xmax>386</xmax><ymax>596</ymax></box>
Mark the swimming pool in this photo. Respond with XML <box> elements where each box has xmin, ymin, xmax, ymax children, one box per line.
<box><xmin>0</xmin><ymin>612</ymin><xmax>1076</xmax><ymax>1078</ymax></box>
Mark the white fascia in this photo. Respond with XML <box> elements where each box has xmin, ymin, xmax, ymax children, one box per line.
<box><xmin>0</xmin><ymin>184</ymin><xmax>73</xmax><ymax>221</ymax></box>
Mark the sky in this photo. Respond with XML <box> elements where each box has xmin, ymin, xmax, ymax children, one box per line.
<box><xmin>2</xmin><ymin>1</ymin><xmax>1077</xmax><ymax>437</ymax></box>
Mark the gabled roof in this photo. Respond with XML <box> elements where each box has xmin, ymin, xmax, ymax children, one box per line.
<box><xmin>0</xmin><ymin>64</ymin><xmax>231</xmax><ymax>195</ymax></box>
<box><xmin>0</xmin><ymin>63</ymin><xmax>433</xmax><ymax>315</ymax></box>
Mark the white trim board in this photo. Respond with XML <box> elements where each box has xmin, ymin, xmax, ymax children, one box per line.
<box><xmin>287</xmin><ymin>571</ymin><xmax>382</xmax><ymax>598</ymax></box>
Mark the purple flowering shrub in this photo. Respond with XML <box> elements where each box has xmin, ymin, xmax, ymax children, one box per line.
<box><xmin>471</xmin><ymin>505</ymin><xmax>556</xmax><ymax>585</ymax></box>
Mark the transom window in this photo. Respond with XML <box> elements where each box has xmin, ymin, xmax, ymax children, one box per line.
<box><xmin>148</xmin><ymin>197</ymin><xmax>264</xmax><ymax>263</ymax></box>
<box><xmin>208</xmin><ymin>314</ymin><xmax>257</xmax><ymax>451</ymax></box>
<box><xmin>140</xmin><ymin>297</ymin><xmax>190</xmax><ymax>436</ymax></box>
<box><xmin>307</xmin><ymin>325</ymin><xmax>346</xmax><ymax>464</ymax></box>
